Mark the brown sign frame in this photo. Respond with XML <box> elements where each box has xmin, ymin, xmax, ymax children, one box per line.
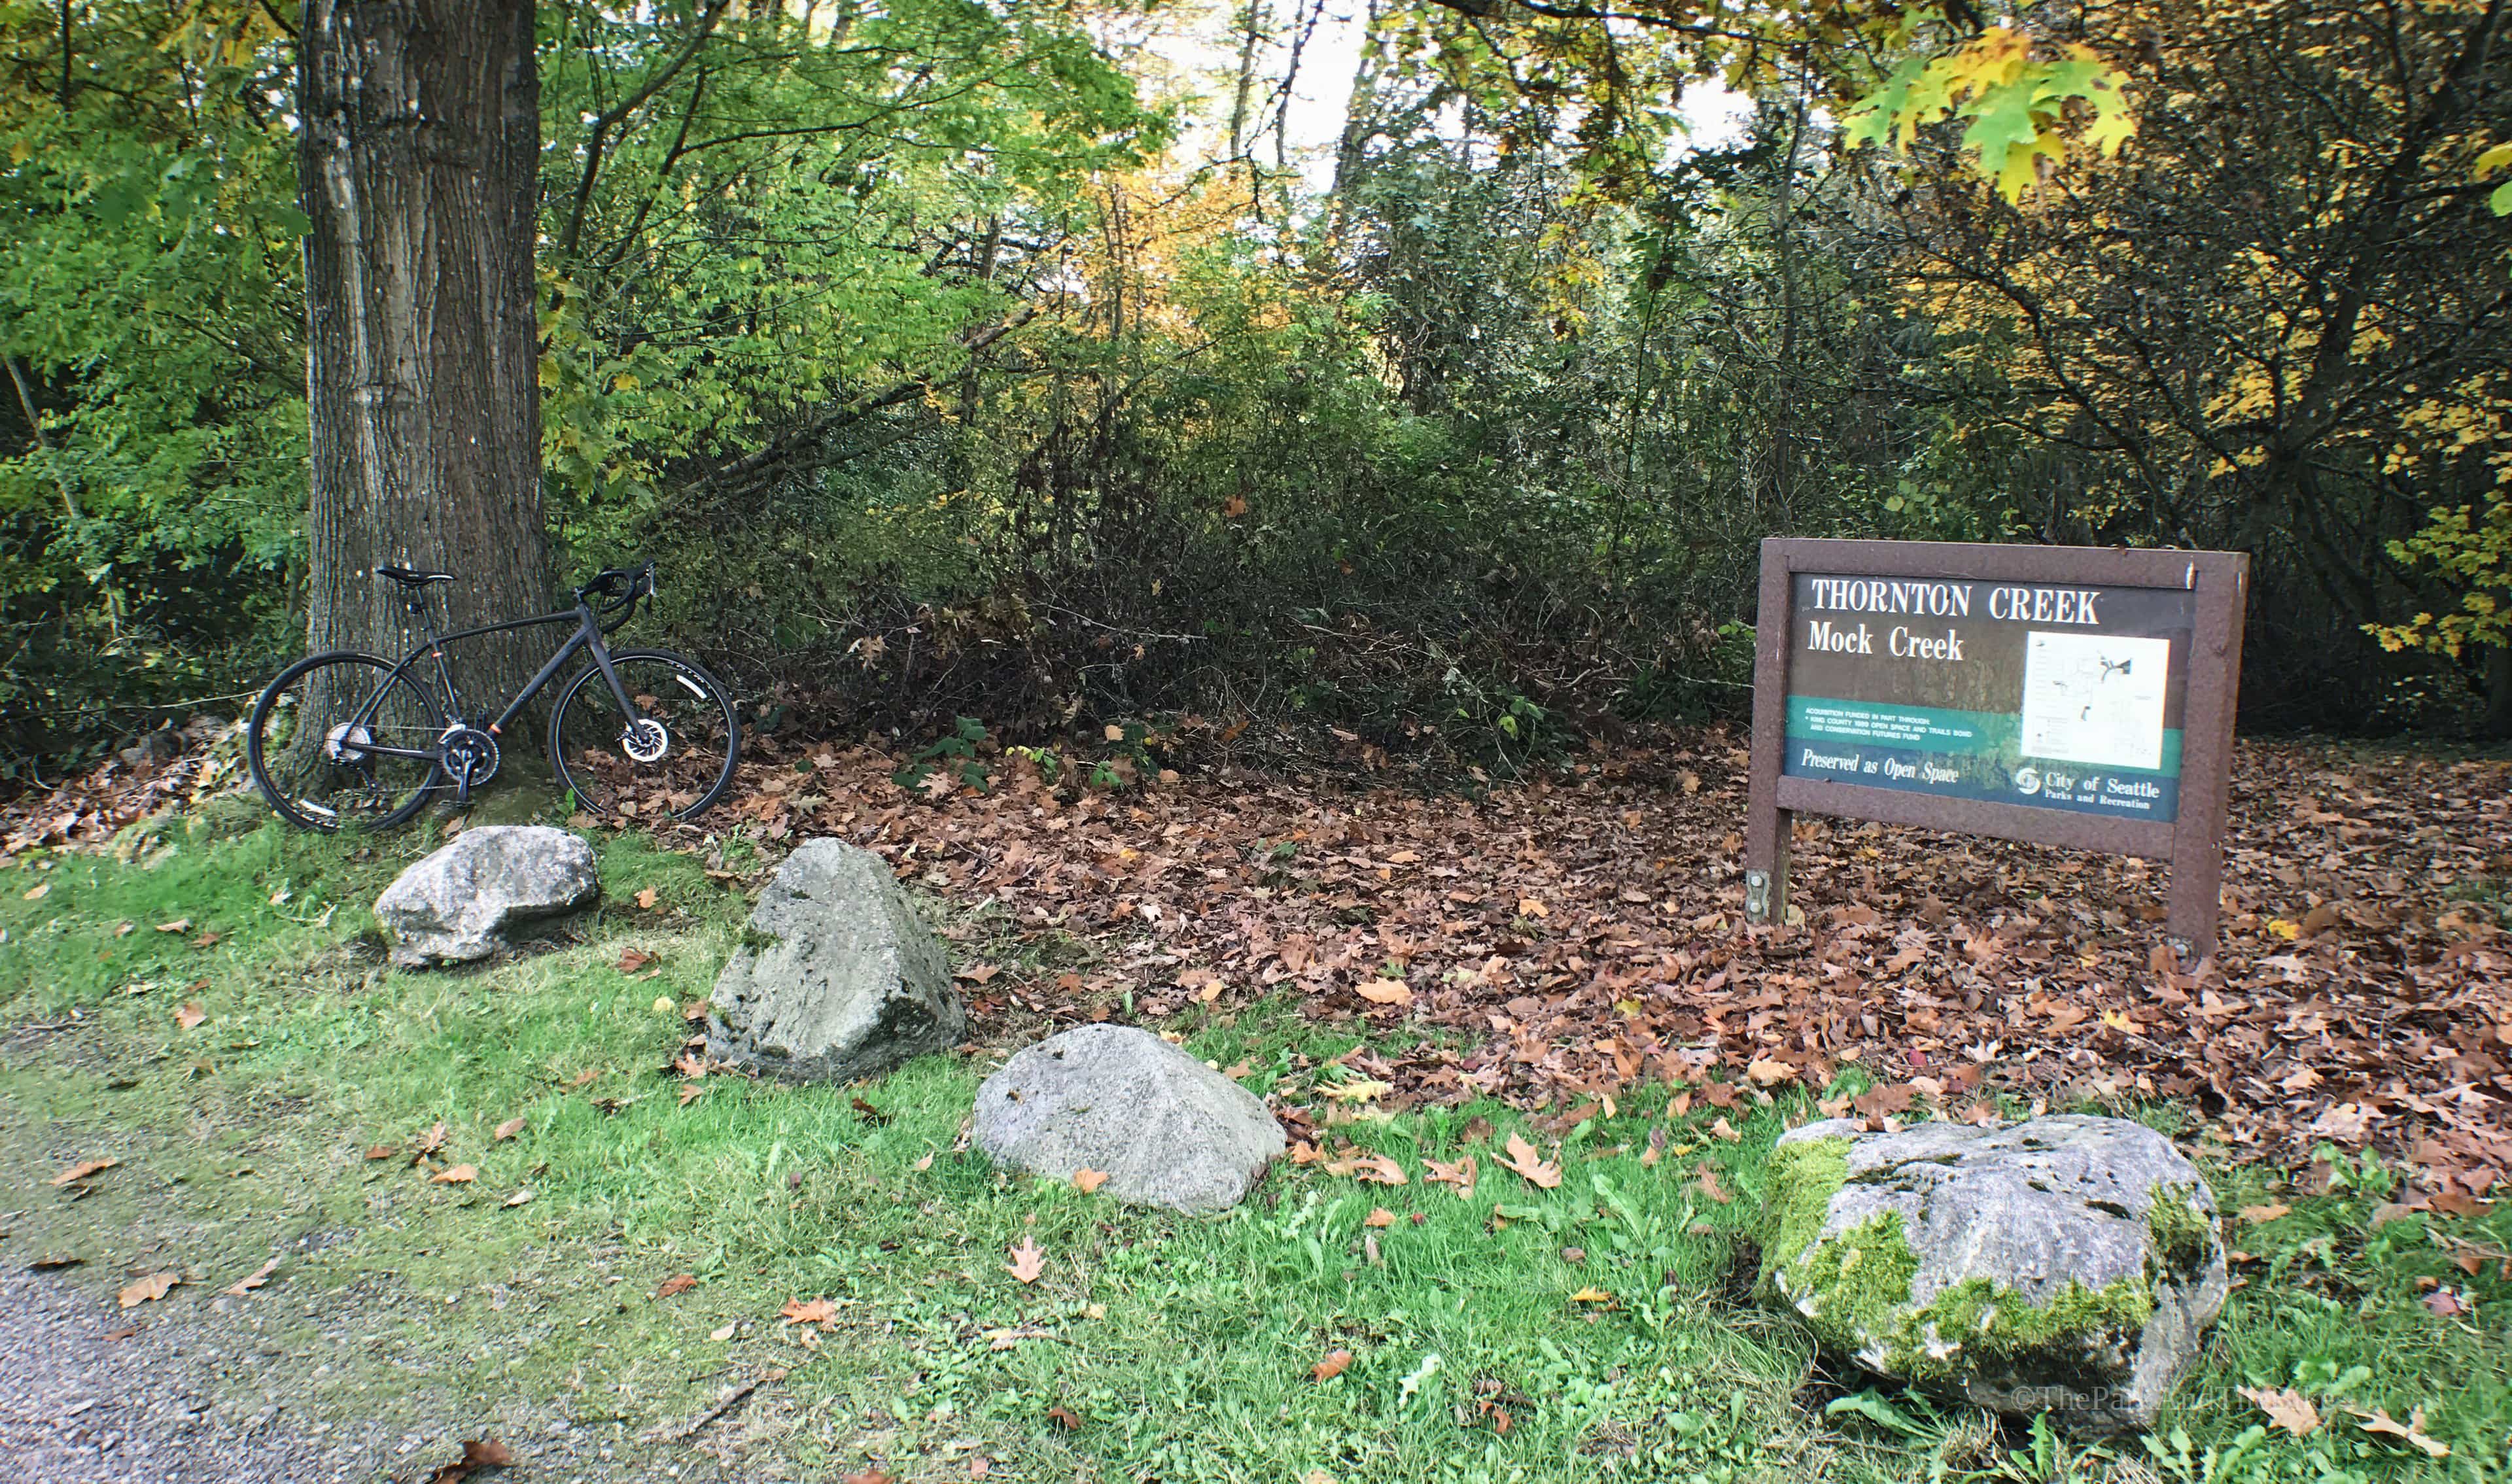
<box><xmin>1743</xmin><ymin>538</ymin><xmax>2249</xmax><ymax>959</ymax></box>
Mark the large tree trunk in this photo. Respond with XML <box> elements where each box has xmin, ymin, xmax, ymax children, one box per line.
<box><xmin>298</xmin><ymin>0</ymin><xmax>551</xmax><ymax>728</ymax></box>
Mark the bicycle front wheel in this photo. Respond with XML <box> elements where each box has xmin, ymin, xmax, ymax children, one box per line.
<box><xmin>548</xmin><ymin>649</ymin><xmax>741</xmax><ymax>823</ymax></box>
<box><xmin>247</xmin><ymin>651</ymin><xmax>447</xmax><ymax>833</ymax></box>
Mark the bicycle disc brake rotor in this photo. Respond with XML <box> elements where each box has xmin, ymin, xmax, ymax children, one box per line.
<box><xmin>621</xmin><ymin>717</ymin><xmax>670</xmax><ymax>764</ymax></box>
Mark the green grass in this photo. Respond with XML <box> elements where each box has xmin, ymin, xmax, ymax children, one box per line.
<box><xmin>1</xmin><ymin>818</ymin><xmax>2506</xmax><ymax>1482</ymax></box>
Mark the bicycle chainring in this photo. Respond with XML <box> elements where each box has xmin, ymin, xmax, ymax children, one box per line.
<box><xmin>621</xmin><ymin>717</ymin><xmax>670</xmax><ymax>764</ymax></box>
<box><xmin>441</xmin><ymin>725</ymin><xmax>501</xmax><ymax>789</ymax></box>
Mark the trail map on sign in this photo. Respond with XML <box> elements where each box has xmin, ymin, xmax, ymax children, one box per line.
<box><xmin>2019</xmin><ymin>632</ymin><xmax>2171</xmax><ymax>771</ymax></box>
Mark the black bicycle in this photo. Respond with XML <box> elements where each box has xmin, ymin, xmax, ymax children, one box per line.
<box><xmin>247</xmin><ymin>560</ymin><xmax>740</xmax><ymax>832</ymax></box>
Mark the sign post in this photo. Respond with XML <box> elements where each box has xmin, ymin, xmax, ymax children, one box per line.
<box><xmin>1743</xmin><ymin>539</ymin><xmax>2248</xmax><ymax>959</ymax></box>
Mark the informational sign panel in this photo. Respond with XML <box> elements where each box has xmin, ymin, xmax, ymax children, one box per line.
<box><xmin>1745</xmin><ymin>540</ymin><xmax>2247</xmax><ymax>958</ymax></box>
<box><xmin>1781</xmin><ymin>574</ymin><xmax>2196</xmax><ymax>821</ymax></box>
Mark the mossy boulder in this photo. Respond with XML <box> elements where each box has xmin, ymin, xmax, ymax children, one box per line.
<box><xmin>1759</xmin><ymin>1114</ymin><xmax>2225</xmax><ymax>1434</ymax></box>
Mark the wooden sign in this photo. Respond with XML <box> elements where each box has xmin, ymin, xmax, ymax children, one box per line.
<box><xmin>1743</xmin><ymin>539</ymin><xmax>2248</xmax><ymax>958</ymax></box>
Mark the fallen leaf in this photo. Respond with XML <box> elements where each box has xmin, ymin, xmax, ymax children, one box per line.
<box><xmin>1364</xmin><ymin>1207</ymin><xmax>1397</xmax><ymax>1228</ymax></box>
<box><xmin>1424</xmin><ymin>1154</ymin><xmax>1478</xmax><ymax>1199</ymax></box>
<box><xmin>175</xmin><ymin>1002</ymin><xmax>206</xmax><ymax>1029</ymax></box>
<box><xmin>2238</xmin><ymin>1386</ymin><xmax>2320</xmax><ymax>1436</ymax></box>
<box><xmin>780</xmin><ymin>1298</ymin><xmax>836</xmax><ymax>1326</ymax></box>
<box><xmin>1312</xmin><ymin>1348</ymin><xmax>1353</xmax><ymax>1381</ymax></box>
<box><xmin>49</xmin><ymin>1157</ymin><xmax>116</xmax><ymax>1186</ymax></box>
<box><xmin>1355</xmin><ymin>978</ymin><xmax>1414</xmax><ymax>1006</ymax></box>
<box><xmin>1744</xmin><ymin>1058</ymin><xmax>1796</xmax><ymax>1087</ymax></box>
<box><xmin>118</xmin><ymin>1271</ymin><xmax>180</xmax><ymax>1308</ymax></box>
<box><xmin>1695</xmin><ymin>1162</ymin><xmax>1733</xmax><ymax>1203</ymax></box>
<box><xmin>2426</xmin><ymin>1289</ymin><xmax>2471</xmax><ymax>1319</ymax></box>
<box><xmin>2237</xmin><ymin>1203</ymin><xmax>2290</xmax><ymax>1224</ymax></box>
<box><xmin>22</xmin><ymin>882</ymin><xmax>47</xmax><ymax>900</ymax></box>
<box><xmin>415</xmin><ymin>1122</ymin><xmax>448</xmax><ymax>1156</ymax></box>
<box><xmin>850</xmin><ymin>1095</ymin><xmax>889</xmax><ymax>1124</ymax></box>
<box><xmin>27</xmin><ymin>1254</ymin><xmax>82</xmax><ymax>1271</ymax></box>
<box><xmin>430</xmin><ymin>1164</ymin><xmax>478</xmax><ymax>1184</ymax></box>
<box><xmin>841</xmin><ymin>1472</ymin><xmax>897</xmax><ymax>1484</ymax></box>
<box><xmin>503</xmin><ymin>1188</ymin><xmax>534</xmax><ymax>1208</ymax></box>
<box><xmin>493</xmin><ymin>1116</ymin><xmax>527</xmax><ymax>1142</ymax></box>
<box><xmin>1005</xmin><ymin>1236</ymin><xmax>1046</xmax><ymax>1285</ymax></box>
<box><xmin>1321</xmin><ymin>1077</ymin><xmax>1391</xmax><ymax>1103</ymax></box>
<box><xmin>223</xmin><ymin>1258</ymin><xmax>280</xmax><ymax>1296</ymax></box>
<box><xmin>1709</xmin><ymin>1116</ymin><xmax>1742</xmax><ymax>1142</ymax></box>
<box><xmin>364</xmin><ymin>1144</ymin><xmax>396</xmax><ymax>1161</ymax></box>
<box><xmin>709</xmin><ymin>1322</ymin><xmax>737</xmax><ymax>1341</ymax></box>
<box><xmin>1072</xmin><ymin>1168</ymin><xmax>1109</xmax><ymax>1194</ymax></box>
<box><xmin>1046</xmin><ymin>1404</ymin><xmax>1082</xmax><ymax>1431</ymax></box>
<box><xmin>656</xmin><ymin>1273</ymin><xmax>699</xmax><ymax>1300</ymax></box>
<box><xmin>1323</xmin><ymin>1152</ymin><xmax>1408</xmax><ymax>1185</ymax></box>
<box><xmin>1569</xmin><ymin>1286</ymin><xmax>1616</xmax><ymax>1305</ymax></box>
<box><xmin>424</xmin><ymin>1438</ymin><xmax>514</xmax><ymax>1484</ymax></box>
<box><xmin>678</xmin><ymin>1084</ymin><xmax>706</xmax><ymax>1107</ymax></box>
<box><xmin>1497</xmin><ymin>1134</ymin><xmax>1562</xmax><ymax>1190</ymax></box>
<box><xmin>616</xmin><ymin>948</ymin><xmax>655</xmax><ymax>973</ymax></box>
<box><xmin>2350</xmin><ymin>1407</ymin><xmax>2449</xmax><ymax>1458</ymax></box>
<box><xmin>635</xmin><ymin>888</ymin><xmax>659</xmax><ymax>910</ymax></box>
<box><xmin>155</xmin><ymin>918</ymin><xmax>192</xmax><ymax>933</ymax></box>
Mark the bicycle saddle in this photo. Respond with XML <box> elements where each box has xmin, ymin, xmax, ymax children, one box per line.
<box><xmin>375</xmin><ymin>565</ymin><xmax>455</xmax><ymax>586</ymax></box>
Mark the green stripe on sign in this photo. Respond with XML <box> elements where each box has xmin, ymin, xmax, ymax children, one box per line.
<box><xmin>1786</xmin><ymin>695</ymin><xmax>2184</xmax><ymax>777</ymax></box>
<box><xmin>1786</xmin><ymin>696</ymin><xmax>2015</xmax><ymax>755</ymax></box>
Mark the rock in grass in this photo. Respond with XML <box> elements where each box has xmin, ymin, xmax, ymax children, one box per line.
<box><xmin>706</xmin><ymin>840</ymin><xmax>964</xmax><ymax>1082</ymax></box>
<box><xmin>1759</xmin><ymin>1114</ymin><xmax>2226</xmax><ymax>1434</ymax></box>
<box><xmin>973</xmin><ymin>1024</ymin><xmax>1286</xmax><ymax>1215</ymax></box>
<box><xmin>375</xmin><ymin>825</ymin><xmax>601</xmax><ymax>968</ymax></box>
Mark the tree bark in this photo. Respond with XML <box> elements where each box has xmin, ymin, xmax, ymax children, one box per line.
<box><xmin>298</xmin><ymin>0</ymin><xmax>552</xmax><ymax>726</ymax></box>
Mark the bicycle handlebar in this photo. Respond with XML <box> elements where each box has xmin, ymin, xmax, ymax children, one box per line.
<box><xmin>576</xmin><ymin>560</ymin><xmax>657</xmax><ymax>630</ymax></box>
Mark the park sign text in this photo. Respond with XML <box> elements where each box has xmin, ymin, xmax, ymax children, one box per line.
<box><xmin>1743</xmin><ymin>540</ymin><xmax>2248</xmax><ymax>957</ymax></box>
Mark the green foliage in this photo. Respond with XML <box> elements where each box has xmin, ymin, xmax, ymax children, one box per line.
<box><xmin>0</xmin><ymin>1</ymin><xmax>305</xmax><ymax>765</ymax></box>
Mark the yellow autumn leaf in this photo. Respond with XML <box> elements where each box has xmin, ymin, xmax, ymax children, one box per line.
<box><xmin>1323</xmin><ymin>1077</ymin><xmax>1391</xmax><ymax>1103</ymax></box>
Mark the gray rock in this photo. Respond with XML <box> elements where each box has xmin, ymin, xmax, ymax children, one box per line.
<box><xmin>706</xmin><ymin>840</ymin><xmax>964</xmax><ymax>1082</ymax></box>
<box><xmin>374</xmin><ymin>825</ymin><xmax>600</xmax><ymax>968</ymax></box>
<box><xmin>973</xmin><ymin>1024</ymin><xmax>1287</xmax><ymax>1214</ymax></box>
<box><xmin>1759</xmin><ymin>1114</ymin><xmax>2226</xmax><ymax>1434</ymax></box>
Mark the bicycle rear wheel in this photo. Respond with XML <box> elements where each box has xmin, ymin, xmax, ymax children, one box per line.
<box><xmin>548</xmin><ymin>649</ymin><xmax>741</xmax><ymax>822</ymax></box>
<box><xmin>247</xmin><ymin>651</ymin><xmax>447</xmax><ymax>833</ymax></box>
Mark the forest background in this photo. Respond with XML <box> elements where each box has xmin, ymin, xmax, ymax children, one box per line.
<box><xmin>4</xmin><ymin>0</ymin><xmax>2510</xmax><ymax>780</ymax></box>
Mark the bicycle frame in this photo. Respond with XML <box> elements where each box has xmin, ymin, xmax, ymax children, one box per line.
<box><xmin>341</xmin><ymin>602</ymin><xmax>640</xmax><ymax>763</ymax></box>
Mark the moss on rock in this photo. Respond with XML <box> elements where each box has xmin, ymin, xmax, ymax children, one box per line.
<box><xmin>2143</xmin><ymin>1181</ymin><xmax>2217</xmax><ymax>1283</ymax></box>
<box><xmin>1756</xmin><ymin>1135</ymin><xmax>1851</xmax><ymax>1288</ymax></box>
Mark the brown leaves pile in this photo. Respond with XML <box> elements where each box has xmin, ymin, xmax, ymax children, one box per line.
<box><xmin>14</xmin><ymin>723</ymin><xmax>2511</xmax><ymax>1185</ymax></box>
<box><xmin>650</xmin><ymin>733</ymin><xmax>2510</xmax><ymax>1186</ymax></box>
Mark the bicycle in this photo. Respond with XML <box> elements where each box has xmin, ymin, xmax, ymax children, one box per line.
<box><xmin>246</xmin><ymin>559</ymin><xmax>741</xmax><ymax>832</ymax></box>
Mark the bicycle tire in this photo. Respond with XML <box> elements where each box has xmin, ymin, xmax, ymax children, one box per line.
<box><xmin>548</xmin><ymin>648</ymin><xmax>741</xmax><ymax>822</ymax></box>
<box><xmin>247</xmin><ymin>651</ymin><xmax>447</xmax><ymax>833</ymax></box>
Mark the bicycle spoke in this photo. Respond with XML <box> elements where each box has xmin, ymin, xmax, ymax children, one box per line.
<box><xmin>248</xmin><ymin>655</ymin><xmax>444</xmax><ymax>832</ymax></box>
<box><xmin>551</xmin><ymin>653</ymin><xmax>739</xmax><ymax>821</ymax></box>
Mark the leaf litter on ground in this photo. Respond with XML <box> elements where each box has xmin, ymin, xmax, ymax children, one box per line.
<box><xmin>12</xmin><ymin>730</ymin><xmax>2512</xmax><ymax>1186</ymax></box>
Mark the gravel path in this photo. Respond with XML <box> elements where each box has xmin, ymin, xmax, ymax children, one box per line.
<box><xmin>0</xmin><ymin>1267</ymin><xmax>782</xmax><ymax>1483</ymax></box>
